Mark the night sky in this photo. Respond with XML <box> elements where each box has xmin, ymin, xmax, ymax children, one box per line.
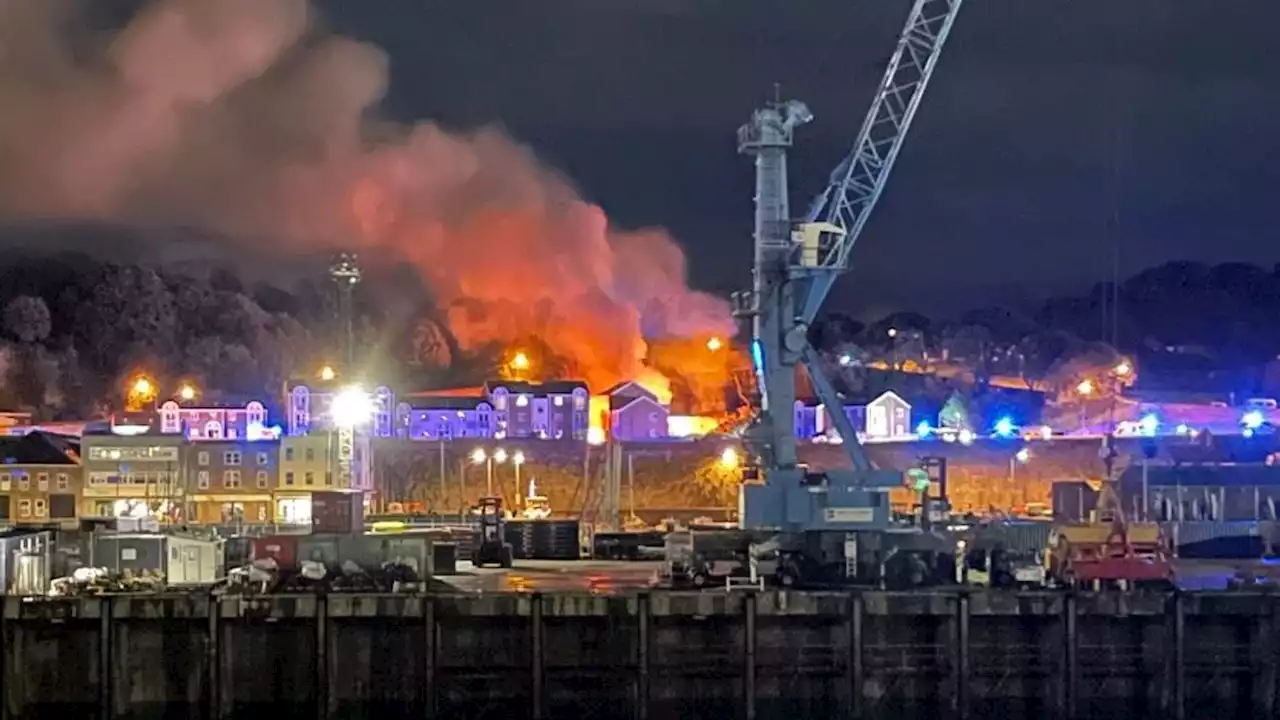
<box><xmin>316</xmin><ymin>0</ymin><xmax>1280</xmax><ymax>321</ymax></box>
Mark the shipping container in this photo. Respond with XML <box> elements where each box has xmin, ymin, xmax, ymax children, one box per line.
<box><xmin>93</xmin><ymin>533</ymin><xmax>223</xmax><ymax>586</ymax></box>
<box><xmin>251</xmin><ymin>535</ymin><xmax>298</xmax><ymax>567</ymax></box>
<box><xmin>531</xmin><ymin>520</ymin><xmax>581</xmax><ymax>560</ymax></box>
<box><xmin>964</xmin><ymin>521</ymin><xmax>1053</xmax><ymax>555</ymax></box>
<box><xmin>311</xmin><ymin>491</ymin><xmax>364</xmax><ymax>533</ymax></box>
<box><xmin>593</xmin><ymin>531</ymin><xmax>666</xmax><ymax>560</ymax></box>
<box><xmin>0</xmin><ymin>530</ymin><xmax>53</xmax><ymax>595</ymax></box>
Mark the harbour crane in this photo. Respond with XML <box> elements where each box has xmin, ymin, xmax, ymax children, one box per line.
<box><xmin>733</xmin><ymin>0</ymin><xmax>965</xmax><ymax>586</ymax></box>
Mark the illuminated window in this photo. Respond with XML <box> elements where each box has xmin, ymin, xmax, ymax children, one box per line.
<box><xmin>37</xmin><ymin>473</ymin><xmax>48</xmax><ymax>491</ymax></box>
<box><xmin>516</xmin><ymin>395</ymin><xmax>529</xmax><ymax>408</ymax></box>
<box><xmin>205</xmin><ymin>421</ymin><xmax>223</xmax><ymax>439</ymax></box>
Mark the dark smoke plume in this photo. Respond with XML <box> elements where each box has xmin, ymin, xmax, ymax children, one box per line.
<box><xmin>0</xmin><ymin>0</ymin><xmax>735</xmax><ymax>395</ymax></box>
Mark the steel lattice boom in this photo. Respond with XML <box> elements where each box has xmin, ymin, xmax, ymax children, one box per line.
<box><xmin>799</xmin><ymin>0</ymin><xmax>963</xmax><ymax>324</ymax></box>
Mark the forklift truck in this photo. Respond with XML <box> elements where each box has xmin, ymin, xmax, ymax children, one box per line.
<box><xmin>471</xmin><ymin>496</ymin><xmax>514</xmax><ymax>568</ymax></box>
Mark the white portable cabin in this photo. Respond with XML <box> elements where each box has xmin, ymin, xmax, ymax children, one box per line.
<box><xmin>93</xmin><ymin>533</ymin><xmax>223</xmax><ymax>586</ymax></box>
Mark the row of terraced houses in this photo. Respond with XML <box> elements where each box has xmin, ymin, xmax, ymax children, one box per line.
<box><xmin>0</xmin><ymin>377</ymin><xmax>670</xmax><ymax>529</ymax></box>
<box><xmin>0</xmin><ymin>423</ymin><xmax>372</xmax><ymax>529</ymax></box>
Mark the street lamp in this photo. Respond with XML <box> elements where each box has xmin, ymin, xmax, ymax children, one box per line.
<box><xmin>511</xmin><ymin>352</ymin><xmax>530</xmax><ymax>372</ymax></box>
<box><xmin>320</xmin><ymin>366</ymin><xmax>336</xmax><ymax>381</ymax></box>
<box><xmin>329</xmin><ymin>386</ymin><xmax>372</xmax><ymax>492</ymax></box>
<box><xmin>1113</xmin><ymin>361</ymin><xmax>1131</xmax><ymax>377</ymax></box>
<box><xmin>1010</xmin><ymin>448</ymin><xmax>1030</xmax><ymax>510</ymax></box>
<box><xmin>330</xmin><ymin>386</ymin><xmax>373</xmax><ymax>428</ymax></box>
<box><xmin>707</xmin><ymin>337</ymin><xmax>723</xmax><ymax>352</ymax></box>
<box><xmin>512</xmin><ymin>451</ymin><xmax>526</xmax><ymax>505</ymax></box>
<box><xmin>719</xmin><ymin>447</ymin><xmax>740</xmax><ymax>469</ymax></box>
<box><xmin>1074</xmin><ymin>379</ymin><xmax>1095</xmax><ymax>434</ymax></box>
<box><xmin>178</xmin><ymin>384</ymin><xmax>197</xmax><ymax>402</ymax></box>
<box><xmin>126</xmin><ymin>374</ymin><xmax>156</xmax><ymax>411</ymax></box>
<box><xmin>471</xmin><ymin>447</ymin><xmax>510</xmax><ymax>496</ymax></box>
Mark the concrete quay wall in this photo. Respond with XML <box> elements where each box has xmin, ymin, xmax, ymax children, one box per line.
<box><xmin>1</xmin><ymin>591</ymin><xmax>1277</xmax><ymax>720</ymax></box>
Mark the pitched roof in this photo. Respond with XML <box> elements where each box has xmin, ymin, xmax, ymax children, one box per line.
<box><xmin>867</xmin><ymin>390</ymin><xmax>910</xmax><ymax>408</ymax></box>
<box><xmin>601</xmin><ymin>380</ymin><xmax>655</xmax><ymax>398</ymax></box>
<box><xmin>483</xmin><ymin>380</ymin><xmax>588</xmax><ymax>395</ymax></box>
<box><xmin>611</xmin><ymin>395</ymin><xmax>667</xmax><ymax>413</ymax></box>
<box><xmin>0</xmin><ymin>432</ymin><xmax>81</xmax><ymax>465</ymax></box>
<box><xmin>405</xmin><ymin>386</ymin><xmax>486</xmax><ymax>398</ymax></box>
<box><xmin>159</xmin><ymin>395</ymin><xmax>266</xmax><ymax>410</ymax></box>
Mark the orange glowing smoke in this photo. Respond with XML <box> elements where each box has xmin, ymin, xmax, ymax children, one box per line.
<box><xmin>0</xmin><ymin>0</ymin><xmax>735</xmax><ymax>400</ymax></box>
<box><xmin>647</xmin><ymin>336</ymin><xmax>750</xmax><ymax>414</ymax></box>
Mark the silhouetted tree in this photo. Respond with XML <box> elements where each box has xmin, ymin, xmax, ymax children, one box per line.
<box><xmin>4</xmin><ymin>295</ymin><xmax>51</xmax><ymax>344</ymax></box>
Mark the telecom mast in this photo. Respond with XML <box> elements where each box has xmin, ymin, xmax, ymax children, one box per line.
<box><xmin>328</xmin><ymin>253</ymin><xmax>362</xmax><ymax>369</ymax></box>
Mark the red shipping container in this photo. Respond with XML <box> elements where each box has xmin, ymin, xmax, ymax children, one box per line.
<box><xmin>311</xmin><ymin>491</ymin><xmax>364</xmax><ymax>534</ymax></box>
<box><xmin>252</xmin><ymin>536</ymin><xmax>298</xmax><ymax>568</ymax></box>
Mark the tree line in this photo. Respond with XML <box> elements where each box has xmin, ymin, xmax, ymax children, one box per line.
<box><xmin>1</xmin><ymin>252</ymin><xmax>1273</xmax><ymax>420</ymax></box>
<box><xmin>810</xmin><ymin>260</ymin><xmax>1280</xmax><ymax>399</ymax></box>
<box><xmin>0</xmin><ymin>253</ymin><xmax>335</xmax><ymax>418</ymax></box>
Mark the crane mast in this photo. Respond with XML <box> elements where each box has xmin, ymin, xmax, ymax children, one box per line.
<box><xmin>735</xmin><ymin>0</ymin><xmax>964</xmax><ymax>543</ymax></box>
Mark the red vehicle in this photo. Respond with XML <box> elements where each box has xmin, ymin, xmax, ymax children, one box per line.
<box><xmin>1047</xmin><ymin>520</ymin><xmax>1173</xmax><ymax>589</ymax></box>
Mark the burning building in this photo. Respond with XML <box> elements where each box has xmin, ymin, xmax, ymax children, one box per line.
<box><xmin>0</xmin><ymin>0</ymin><xmax>740</xmax><ymax>429</ymax></box>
